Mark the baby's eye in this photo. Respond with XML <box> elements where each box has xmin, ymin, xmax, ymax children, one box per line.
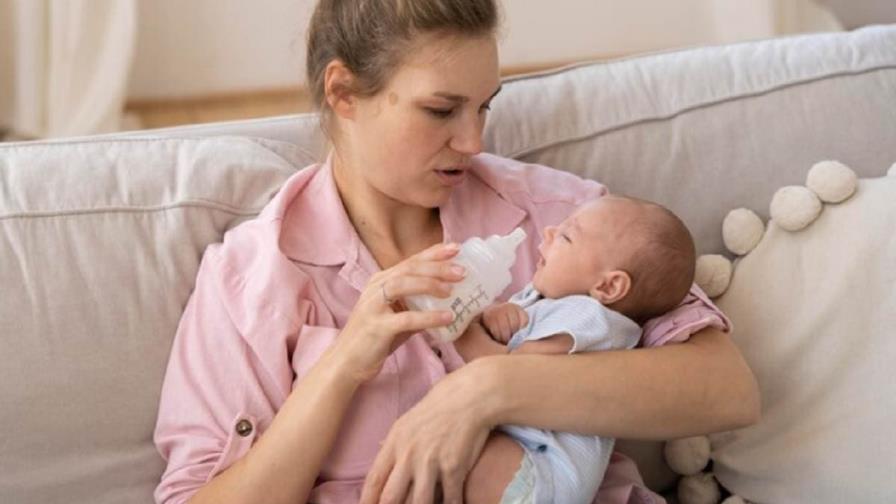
<box><xmin>561</xmin><ymin>234</ymin><xmax>572</xmax><ymax>243</ymax></box>
<box><xmin>426</xmin><ymin>107</ymin><xmax>455</xmax><ymax>119</ymax></box>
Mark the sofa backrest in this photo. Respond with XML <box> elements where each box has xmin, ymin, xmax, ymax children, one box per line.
<box><xmin>1</xmin><ymin>25</ymin><xmax>894</xmax><ymax>503</ymax></box>
<box><xmin>0</xmin><ymin>138</ymin><xmax>308</xmax><ymax>503</ymax></box>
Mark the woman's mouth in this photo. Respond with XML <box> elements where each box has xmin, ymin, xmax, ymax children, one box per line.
<box><xmin>435</xmin><ymin>168</ymin><xmax>467</xmax><ymax>186</ymax></box>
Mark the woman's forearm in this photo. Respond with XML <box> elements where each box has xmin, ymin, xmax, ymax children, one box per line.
<box><xmin>474</xmin><ymin>327</ymin><xmax>760</xmax><ymax>440</ymax></box>
<box><xmin>187</xmin><ymin>348</ymin><xmax>362</xmax><ymax>504</ymax></box>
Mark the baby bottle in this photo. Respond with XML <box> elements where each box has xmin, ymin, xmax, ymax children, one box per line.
<box><xmin>405</xmin><ymin>227</ymin><xmax>527</xmax><ymax>343</ymax></box>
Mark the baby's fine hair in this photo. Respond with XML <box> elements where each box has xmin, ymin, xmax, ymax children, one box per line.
<box><xmin>612</xmin><ymin>197</ymin><xmax>697</xmax><ymax>323</ymax></box>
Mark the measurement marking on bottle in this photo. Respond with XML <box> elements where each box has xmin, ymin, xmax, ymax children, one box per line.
<box><xmin>447</xmin><ymin>284</ymin><xmax>489</xmax><ymax>333</ymax></box>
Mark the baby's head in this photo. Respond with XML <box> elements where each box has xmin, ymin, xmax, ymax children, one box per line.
<box><xmin>532</xmin><ymin>195</ymin><xmax>696</xmax><ymax>323</ymax></box>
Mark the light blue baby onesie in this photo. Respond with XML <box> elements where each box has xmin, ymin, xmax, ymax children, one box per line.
<box><xmin>499</xmin><ymin>283</ymin><xmax>641</xmax><ymax>504</ymax></box>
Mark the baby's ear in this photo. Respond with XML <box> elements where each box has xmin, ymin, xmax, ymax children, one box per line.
<box><xmin>589</xmin><ymin>270</ymin><xmax>632</xmax><ymax>305</ymax></box>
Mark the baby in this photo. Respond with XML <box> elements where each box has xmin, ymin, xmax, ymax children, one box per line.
<box><xmin>453</xmin><ymin>195</ymin><xmax>697</xmax><ymax>504</ymax></box>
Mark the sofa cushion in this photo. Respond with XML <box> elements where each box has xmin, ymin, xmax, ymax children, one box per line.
<box><xmin>0</xmin><ymin>137</ymin><xmax>304</xmax><ymax>503</ymax></box>
<box><xmin>710</xmin><ymin>174</ymin><xmax>896</xmax><ymax>503</ymax></box>
<box><xmin>485</xmin><ymin>25</ymin><xmax>896</xmax><ymax>256</ymax></box>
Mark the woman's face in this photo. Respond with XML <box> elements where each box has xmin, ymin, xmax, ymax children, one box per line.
<box><xmin>343</xmin><ymin>33</ymin><xmax>501</xmax><ymax>209</ymax></box>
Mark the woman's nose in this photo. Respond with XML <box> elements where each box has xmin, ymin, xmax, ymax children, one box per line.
<box><xmin>449</xmin><ymin>112</ymin><xmax>484</xmax><ymax>155</ymax></box>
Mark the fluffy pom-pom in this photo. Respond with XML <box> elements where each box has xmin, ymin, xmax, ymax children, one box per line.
<box><xmin>664</xmin><ymin>436</ymin><xmax>711</xmax><ymax>475</ymax></box>
<box><xmin>722</xmin><ymin>208</ymin><xmax>764</xmax><ymax>255</ymax></box>
<box><xmin>806</xmin><ymin>160</ymin><xmax>857</xmax><ymax>203</ymax></box>
<box><xmin>769</xmin><ymin>186</ymin><xmax>822</xmax><ymax>231</ymax></box>
<box><xmin>678</xmin><ymin>472</ymin><xmax>721</xmax><ymax>504</ymax></box>
<box><xmin>695</xmin><ymin>254</ymin><xmax>732</xmax><ymax>298</ymax></box>
<box><xmin>721</xmin><ymin>496</ymin><xmax>747</xmax><ymax>504</ymax></box>
<box><xmin>888</xmin><ymin>162</ymin><xmax>896</xmax><ymax>177</ymax></box>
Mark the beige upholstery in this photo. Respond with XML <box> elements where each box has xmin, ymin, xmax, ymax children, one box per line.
<box><xmin>713</xmin><ymin>175</ymin><xmax>896</xmax><ymax>503</ymax></box>
<box><xmin>2</xmin><ymin>25</ymin><xmax>895</xmax><ymax>503</ymax></box>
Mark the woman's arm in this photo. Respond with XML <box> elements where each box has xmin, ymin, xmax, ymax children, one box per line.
<box><xmin>482</xmin><ymin>325</ymin><xmax>759</xmax><ymax>439</ymax></box>
<box><xmin>162</xmin><ymin>243</ymin><xmax>464</xmax><ymax>504</ymax></box>
<box><xmin>187</xmin><ymin>351</ymin><xmax>362</xmax><ymax>504</ymax></box>
<box><xmin>360</xmin><ymin>326</ymin><xmax>759</xmax><ymax>504</ymax></box>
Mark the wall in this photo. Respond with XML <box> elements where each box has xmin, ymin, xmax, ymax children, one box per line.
<box><xmin>0</xmin><ymin>0</ymin><xmax>15</xmax><ymax>127</ymax></box>
<box><xmin>127</xmin><ymin>0</ymin><xmax>840</xmax><ymax>101</ymax></box>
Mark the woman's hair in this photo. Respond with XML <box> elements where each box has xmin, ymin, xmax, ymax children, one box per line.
<box><xmin>306</xmin><ymin>0</ymin><xmax>499</xmax><ymax>127</ymax></box>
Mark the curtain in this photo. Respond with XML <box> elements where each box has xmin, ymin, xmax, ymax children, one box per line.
<box><xmin>0</xmin><ymin>0</ymin><xmax>137</xmax><ymax>139</ymax></box>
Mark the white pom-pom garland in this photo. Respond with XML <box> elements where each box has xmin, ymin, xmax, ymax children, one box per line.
<box><xmin>769</xmin><ymin>186</ymin><xmax>822</xmax><ymax>231</ymax></box>
<box><xmin>678</xmin><ymin>472</ymin><xmax>721</xmax><ymax>504</ymax></box>
<box><xmin>695</xmin><ymin>254</ymin><xmax>733</xmax><ymax>298</ymax></box>
<box><xmin>721</xmin><ymin>496</ymin><xmax>747</xmax><ymax>504</ymax></box>
<box><xmin>722</xmin><ymin>208</ymin><xmax>764</xmax><ymax>255</ymax></box>
<box><xmin>806</xmin><ymin>160</ymin><xmax>857</xmax><ymax>203</ymax></box>
<box><xmin>665</xmin><ymin>436</ymin><xmax>711</xmax><ymax>475</ymax></box>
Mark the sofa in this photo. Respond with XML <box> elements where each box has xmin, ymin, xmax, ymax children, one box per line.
<box><xmin>2</xmin><ymin>25</ymin><xmax>895</xmax><ymax>504</ymax></box>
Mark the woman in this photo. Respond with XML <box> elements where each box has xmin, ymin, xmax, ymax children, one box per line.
<box><xmin>154</xmin><ymin>1</ymin><xmax>759</xmax><ymax>503</ymax></box>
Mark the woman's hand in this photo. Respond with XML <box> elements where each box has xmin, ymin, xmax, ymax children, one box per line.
<box><xmin>359</xmin><ymin>359</ymin><xmax>500</xmax><ymax>504</ymax></box>
<box><xmin>328</xmin><ymin>242</ymin><xmax>467</xmax><ymax>383</ymax></box>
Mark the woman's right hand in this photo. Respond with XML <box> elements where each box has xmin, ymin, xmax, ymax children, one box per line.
<box><xmin>328</xmin><ymin>242</ymin><xmax>466</xmax><ymax>383</ymax></box>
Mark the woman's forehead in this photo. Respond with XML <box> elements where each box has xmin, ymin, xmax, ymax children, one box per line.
<box><xmin>390</xmin><ymin>35</ymin><xmax>499</xmax><ymax>95</ymax></box>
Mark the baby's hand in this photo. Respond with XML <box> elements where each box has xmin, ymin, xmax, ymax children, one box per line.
<box><xmin>481</xmin><ymin>303</ymin><xmax>529</xmax><ymax>344</ymax></box>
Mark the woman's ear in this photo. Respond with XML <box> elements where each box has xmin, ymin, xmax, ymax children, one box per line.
<box><xmin>589</xmin><ymin>270</ymin><xmax>632</xmax><ymax>305</ymax></box>
<box><xmin>324</xmin><ymin>60</ymin><xmax>357</xmax><ymax>119</ymax></box>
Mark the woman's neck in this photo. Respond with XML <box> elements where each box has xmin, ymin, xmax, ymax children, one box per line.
<box><xmin>332</xmin><ymin>154</ymin><xmax>443</xmax><ymax>269</ymax></box>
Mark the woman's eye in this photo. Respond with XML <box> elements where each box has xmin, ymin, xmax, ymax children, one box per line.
<box><xmin>426</xmin><ymin>108</ymin><xmax>455</xmax><ymax>119</ymax></box>
<box><xmin>479</xmin><ymin>103</ymin><xmax>492</xmax><ymax>114</ymax></box>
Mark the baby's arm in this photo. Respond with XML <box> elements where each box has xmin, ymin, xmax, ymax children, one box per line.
<box><xmin>454</xmin><ymin>302</ymin><xmax>529</xmax><ymax>362</ymax></box>
<box><xmin>482</xmin><ymin>303</ymin><xmax>572</xmax><ymax>353</ymax></box>
<box><xmin>481</xmin><ymin>302</ymin><xmax>529</xmax><ymax>344</ymax></box>
<box><xmin>453</xmin><ymin>319</ymin><xmax>509</xmax><ymax>362</ymax></box>
<box><xmin>512</xmin><ymin>334</ymin><xmax>574</xmax><ymax>354</ymax></box>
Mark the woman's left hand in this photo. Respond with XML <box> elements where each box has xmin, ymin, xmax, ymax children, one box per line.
<box><xmin>359</xmin><ymin>359</ymin><xmax>498</xmax><ymax>504</ymax></box>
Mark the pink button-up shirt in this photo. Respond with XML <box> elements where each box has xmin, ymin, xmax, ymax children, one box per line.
<box><xmin>154</xmin><ymin>153</ymin><xmax>730</xmax><ymax>504</ymax></box>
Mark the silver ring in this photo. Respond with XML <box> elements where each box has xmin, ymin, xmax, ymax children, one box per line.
<box><xmin>381</xmin><ymin>281</ymin><xmax>394</xmax><ymax>304</ymax></box>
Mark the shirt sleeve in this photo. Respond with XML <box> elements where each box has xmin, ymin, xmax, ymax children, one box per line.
<box><xmin>153</xmin><ymin>246</ymin><xmax>335</xmax><ymax>504</ymax></box>
<box><xmin>640</xmin><ymin>283</ymin><xmax>732</xmax><ymax>347</ymax></box>
<box><xmin>511</xmin><ymin>297</ymin><xmax>640</xmax><ymax>353</ymax></box>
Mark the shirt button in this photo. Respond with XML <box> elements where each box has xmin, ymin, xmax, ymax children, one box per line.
<box><xmin>235</xmin><ymin>419</ymin><xmax>253</xmax><ymax>437</ymax></box>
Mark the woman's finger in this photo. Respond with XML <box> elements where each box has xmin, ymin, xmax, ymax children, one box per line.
<box><xmin>387</xmin><ymin>309</ymin><xmax>454</xmax><ymax>335</ymax></box>
<box><xmin>359</xmin><ymin>447</ymin><xmax>393</xmax><ymax>504</ymax></box>
<box><xmin>379</xmin><ymin>465</ymin><xmax>412</xmax><ymax>504</ymax></box>
<box><xmin>382</xmin><ymin>276</ymin><xmax>453</xmax><ymax>303</ymax></box>
<box><xmin>410</xmin><ymin>465</ymin><xmax>438</xmax><ymax>504</ymax></box>
<box><xmin>387</xmin><ymin>259</ymin><xmax>467</xmax><ymax>287</ymax></box>
<box><xmin>439</xmin><ymin>466</ymin><xmax>466</xmax><ymax>504</ymax></box>
<box><xmin>415</xmin><ymin>241</ymin><xmax>460</xmax><ymax>261</ymax></box>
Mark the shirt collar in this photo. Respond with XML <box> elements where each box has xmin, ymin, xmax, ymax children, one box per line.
<box><xmin>439</xmin><ymin>155</ymin><xmax>528</xmax><ymax>244</ymax></box>
<box><xmin>278</xmin><ymin>155</ymin><xmax>358</xmax><ymax>267</ymax></box>
<box><xmin>280</xmin><ymin>154</ymin><xmax>527</xmax><ymax>267</ymax></box>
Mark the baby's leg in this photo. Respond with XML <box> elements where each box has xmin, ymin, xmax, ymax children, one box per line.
<box><xmin>464</xmin><ymin>432</ymin><xmax>526</xmax><ymax>504</ymax></box>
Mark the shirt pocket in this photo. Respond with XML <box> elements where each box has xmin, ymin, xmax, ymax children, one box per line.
<box><xmin>207</xmin><ymin>413</ymin><xmax>259</xmax><ymax>481</ymax></box>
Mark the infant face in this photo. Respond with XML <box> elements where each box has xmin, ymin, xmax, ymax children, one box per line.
<box><xmin>533</xmin><ymin>196</ymin><xmax>641</xmax><ymax>299</ymax></box>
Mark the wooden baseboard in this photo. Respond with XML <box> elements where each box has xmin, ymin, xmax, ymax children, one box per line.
<box><xmin>124</xmin><ymin>58</ymin><xmax>614</xmax><ymax>129</ymax></box>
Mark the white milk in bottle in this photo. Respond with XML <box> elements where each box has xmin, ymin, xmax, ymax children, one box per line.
<box><xmin>405</xmin><ymin>227</ymin><xmax>527</xmax><ymax>342</ymax></box>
